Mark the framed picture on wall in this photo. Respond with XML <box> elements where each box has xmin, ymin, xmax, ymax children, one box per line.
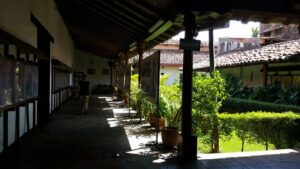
<box><xmin>87</xmin><ymin>68</ymin><xmax>95</xmax><ymax>75</ymax></box>
<box><xmin>102</xmin><ymin>69</ymin><xmax>109</xmax><ymax>75</ymax></box>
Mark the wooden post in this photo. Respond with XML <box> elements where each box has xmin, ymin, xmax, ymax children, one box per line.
<box><xmin>263</xmin><ymin>63</ymin><xmax>268</xmax><ymax>87</ymax></box>
<box><xmin>137</xmin><ymin>43</ymin><xmax>143</xmax><ymax>87</ymax></box>
<box><xmin>33</xmin><ymin>101</ymin><xmax>36</xmax><ymax>127</ymax></box>
<box><xmin>26</xmin><ymin>103</ymin><xmax>30</xmax><ymax>131</ymax></box>
<box><xmin>137</xmin><ymin>43</ymin><xmax>143</xmax><ymax>123</ymax></box>
<box><xmin>3</xmin><ymin>110</ymin><xmax>8</xmax><ymax>152</ymax></box>
<box><xmin>209</xmin><ymin>28</ymin><xmax>215</xmax><ymax>75</ymax></box>
<box><xmin>180</xmin><ymin>12</ymin><xmax>197</xmax><ymax>161</ymax></box>
<box><xmin>15</xmin><ymin>106</ymin><xmax>20</xmax><ymax>140</ymax></box>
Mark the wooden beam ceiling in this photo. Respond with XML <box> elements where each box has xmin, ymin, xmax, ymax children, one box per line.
<box><xmin>56</xmin><ymin>0</ymin><xmax>300</xmax><ymax>60</ymax></box>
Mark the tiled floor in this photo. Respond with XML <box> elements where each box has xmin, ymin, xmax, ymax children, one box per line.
<box><xmin>0</xmin><ymin>95</ymin><xmax>299</xmax><ymax>169</ymax></box>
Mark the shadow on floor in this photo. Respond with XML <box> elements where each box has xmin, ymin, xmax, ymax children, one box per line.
<box><xmin>1</xmin><ymin>95</ymin><xmax>300</xmax><ymax>169</ymax></box>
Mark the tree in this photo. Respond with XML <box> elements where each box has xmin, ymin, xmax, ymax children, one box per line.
<box><xmin>192</xmin><ymin>71</ymin><xmax>227</xmax><ymax>153</ymax></box>
<box><xmin>251</xmin><ymin>27</ymin><xmax>259</xmax><ymax>38</ymax></box>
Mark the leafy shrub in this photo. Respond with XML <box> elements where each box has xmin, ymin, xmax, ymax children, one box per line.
<box><xmin>192</xmin><ymin>71</ymin><xmax>227</xmax><ymax>152</ymax></box>
<box><xmin>159</xmin><ymin>75</ymin><xmax>181</xmax><ymax>128</ymax></box>
<box><xmin>223</xmin><ymin>73</ymin><xmax>243</xmax><ymax>97</ymax></box>
<box><xmin>218</xmin><ymin>112</ymin><xmax>300</xmax><ymax>150</ymax></box>
<box><xmin>221</xmin><ymin>97</ymin><xmax>300</xmax><ymax>113</ymax></box>
<box><xmin>250</xmin><ymin>81</ymin><xmax>282</xmax><ymax>102</ymax></box>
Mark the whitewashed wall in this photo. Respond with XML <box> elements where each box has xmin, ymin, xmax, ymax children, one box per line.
<box><xmin>220</xmin><ymin>65</ymin><xmax>264</xmax><ymax>87</ymax></box>
<box><xmin>0</xmin><ymin>0</ymin><xmax>74</xmax><ymax>67</ymax></box>
<box><xmin>160</xmin><ymin>66</ymin><xmax>181</xmax><ymax>85</ymax></box>
<box><xmin>74</xmin><ymin>49</ymin><xmax>115</xmax><ymax>89</ymax></box>
<box><xmin>0</xmin><ymin>0</ymin><xmax>73</xmax><ymax>153</ymax></box>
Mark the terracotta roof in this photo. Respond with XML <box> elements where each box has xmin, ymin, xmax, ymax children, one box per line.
<box><xmin>141</xmin><ymin>49</ymin><xmax>207</xmax><ymax>65</ymax></box>
<box><xmin>162</xmin><ymin>39</ymin><xmax>179</xmax><ymax>45</ymax></box>
<box><xmin>160</xmin><ymin>39</ymin><xmax>210</xmax><ymax>47</ymax></box>
<box><xmin>193</xmin><ymin>39</ymin><xmax>300</xmax><ymax>71</ymax></box>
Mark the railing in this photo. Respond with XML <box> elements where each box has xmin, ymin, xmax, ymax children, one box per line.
<box><xmin>0</xmin><ymin>96</ymin><xmax>39</xmax><ymax>155</ymax></box>
<box><xmin>51</xmin><ymin>86</ymin><xmax>72</xmax><ymax>112</ymax></box>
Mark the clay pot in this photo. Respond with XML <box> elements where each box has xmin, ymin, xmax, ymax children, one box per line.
<box><xmin>161</xmin><ymin>127</ymin><xmax>180</xmax><ymax>147</ymax></box>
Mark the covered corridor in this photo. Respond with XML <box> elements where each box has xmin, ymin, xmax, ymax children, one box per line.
<box><xmin>1</xmin><ymin>0</ymin><xmax>300</xmax><ymax>167</ymax></box>
<box><xmin>1</xmin><ymin>95</ymin><xmax>299</xmax><ymax>169</ymax></box>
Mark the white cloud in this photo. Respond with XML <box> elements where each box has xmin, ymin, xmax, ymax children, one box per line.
<box><xmin>172</xmin><ymin>20</ymin><xmax>260</xmax><ymax>42</ymax></box>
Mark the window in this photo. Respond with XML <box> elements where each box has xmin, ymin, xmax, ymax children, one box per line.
<box><xmin>15</xmin><ymin>61</ymin><xmax>25</xmax><ymax>102</ymax></box>
<box><xmin>25</xmin><ymin>64</ymin><xmax>34</xmax><ymax>99</ymax></box>
<box><xmin>0</xmin><ymin>58</ymin><xmax>15</xmax><ymax>106</ymax></box>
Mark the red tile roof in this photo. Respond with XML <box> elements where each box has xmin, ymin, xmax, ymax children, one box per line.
<box><xmin>193</xmin><ymin>39</ymin><xmax>300</xmax><ymax>71</ymax></box>
<box><xmin>142</xmin><ymin>49</ymin><xmax>207</xmax><ymax>66</ymax></box>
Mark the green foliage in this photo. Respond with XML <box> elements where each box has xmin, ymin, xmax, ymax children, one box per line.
<box><xmin>225</xmin><ymin>80</ymin><xmax>300</xmax><ymax>106</ymax></box>
<box><xmin>130</xmin><ymin>74</ymin><xmax>139</xmax><ymax>109</ymax></box>
<box><xmin>218</xmin><ymin>112</ymin><xmax>300</xmax><ymax>150</ymax></box>
<box><xmin>221</xmin><ymin>97</ymin><xmax>300</xmax><ymax>113</ymax></box>
<box><xmin>130</xmin><ymin>74</ymin><xmax>153</xmax><ymax>119</ymax></box>
<box><xmin>130</xmin><ymin>74</ymin><xmax>182</xmax><ymax>125</ymax></box>
<box><xmin>223</xmin><ymin>73</ymin><xmax>243</xmax><ymax>97</ymax></box>
<box><xmin>251</xmin><ymin>27</ymin><xmax>259</xmax><ymax>37</ymax></box>
<box><xmin>159</xmin><ymin>75</ymin><xmax>181</xmax><ymax>128</ymax></box>
<box><xmin>192</xmin><ymin>71</ymin><xmax>227</xmax><ymax>117</ymax></box>
<box><xmin>250</xmin><ymin>82</ymin><xmax>282</xmax><ymax>102</ymax></box>
<box><xmin>192</xmin><ymin>71</ymin><xmax>227</xmax><ymax>152</ymax></box>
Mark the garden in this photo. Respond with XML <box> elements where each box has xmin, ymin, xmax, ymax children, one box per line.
<box><xmin>129</xmin><ymin>72</ymin><xmax>300</xmax><ymax>153</ymax></box>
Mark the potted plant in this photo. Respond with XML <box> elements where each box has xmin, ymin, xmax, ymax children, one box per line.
<box><xmin>158</xmin><ymin>75</ymin><xmax>182</xmax><ymax>147</ymax></box>
<box><xmin>148</xmin><ymin>99</ymin><xmax>165</xmax><ymax>130</ymax></box>
<box><xmin>161</xmin><ymin>108</ymin><xmax>181</xmax><ymax>147</ymax></box>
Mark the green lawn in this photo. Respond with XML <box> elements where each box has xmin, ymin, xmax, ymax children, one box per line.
<box><xmin>198</xmin><ymin>131</ymin><xmax>275</xmax><ymax>153</ymax></box>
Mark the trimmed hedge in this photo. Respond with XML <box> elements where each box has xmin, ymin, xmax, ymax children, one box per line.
<box><xmin>218</xmin><ymin>111</ymin><xmax>300</xmax><ymax>151</ymax></box>
<box><xmin>221</xmin><ymin>97</ymin><xmax>300</xmax><ymax>113</ymax></box>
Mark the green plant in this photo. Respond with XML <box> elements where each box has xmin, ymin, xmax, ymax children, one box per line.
<box><xmin>218</xmin><ymin>111</ymin><xmax>300</xmax><ymax>150</ymax></box>
<box><xmin>223</xmin><ymin>73</ymin><xmax>243</xmax><ymax>97</ymax></box>
<box><xmin>192</xmin><ymin>71</ymin><xmax>227</xmax><ymax>152</ymax></box>
<box><xmin>221</xmin><ymin>97</ymin><xmax>300</xmax><ymax>113</ymax></box>
<box><xmin>251</xmin><ymin>27</ymin><xmax>259</xmax><ymax>37</ymax></box>
<box><xmin>130</xmin><ymin>74</ymin><xmax>139</xmax><ymax>109</ymax></box>
<box><xmin>159</xmin><ymin>75</ymin><xmax>181</xmax><ymax>128</ymax></box>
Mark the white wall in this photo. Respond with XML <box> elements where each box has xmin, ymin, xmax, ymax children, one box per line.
<box><xmin>74</xmin><ymin>49</ymin><xmax>114</xmax><ymax>89</ymax></box>
<box><xmin>160</xmin><ymin>66</ymin><xmax>180</xmax><ymax>85</ymax></box>
<box><xmin>220</xmin><ymin>65</ymin><xmax>264</xmax><ymax>87</ymax></box>
<box><xmin>0</xmin><ymin>0</ymin><xmax>74</xmax><ymax>67</ymax></box>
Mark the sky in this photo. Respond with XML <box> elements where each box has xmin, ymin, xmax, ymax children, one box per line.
<box><xmin>172</xmin><ymin>20</ymin><xmax>260</xmax><ymax>42</ymax></box>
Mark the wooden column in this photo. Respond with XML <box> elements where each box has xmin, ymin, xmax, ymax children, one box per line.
<box><xmin>109</xmin><ymin>62</ymin><xmax>113</xmax><ymax>87</ymax></box>
<box><xmin>15</xmin><ymin>106</ymin><xmax>20</xmax><ymax>141</ymax></box>
<box><xmin>263</xmin><ymin>63</ymin><xmax>268</xmax><ymax>87</ymax></box>
<box><xmin>137</xmin><ymin>43</ymin><xmax>143</xmax><ymax>87</ymax></box>
<box><xmin>180</xmin><ymin>12</ymin><xmax>197</xmax><ymax>161</ymax></box>
<box><xmin>3</xmin><ymin>110</ymin><xmax>8</xmax><ymax>153</ymax></box>
<box><xmin>209</xmin><ymin>28</ymin><xmax>215</xmax><ymax>75</ymax></box>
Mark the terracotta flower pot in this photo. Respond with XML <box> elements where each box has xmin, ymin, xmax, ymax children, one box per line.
<box><xmin>161</xmin><ymin>127</ymin><xmax>180</xmax><ymax>147</ymax></box>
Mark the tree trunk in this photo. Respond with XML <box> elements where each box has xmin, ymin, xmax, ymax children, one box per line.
<box><xmin>211</xmin><ymin>116</ymin><xmax>219</xmax><ymax>153</ymax></box>
<box><xmin>241</xmin><ymin>130</ymin><xmax>245</xmax><ymax>152</ymax></box>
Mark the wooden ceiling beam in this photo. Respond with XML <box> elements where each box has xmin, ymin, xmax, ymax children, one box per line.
<box><xmin>58</xmin><ymin>1</ymin><xmax>144</xmax><ymax>36</ymax></box>
<box><xmin>65</xmin><ymin>20</ymin><xmax>134</xmax><ymax>44</ymax></box>
<box><xmin>127</xmin><ymin>0</ymin><xmax>160</xmax><ymax>17</ymax></box>
<box><xmin>94</xmin><ymin>0</ymin><xmax>152</xmax><ymax>27</ymax></box>
<box><xmin>110</xmin><ymin>0</ymin><xmax>155</xmax><ymax>23</ymax></box>
<box><xmin>68</xmin><ymin>26</ymin><xmax>119</xmax><ymax>53</ymax></box>
<box><xmin>75</xmin><ymin>0</ymin><xmax>147</xmax><ymax>34</ymax></box>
